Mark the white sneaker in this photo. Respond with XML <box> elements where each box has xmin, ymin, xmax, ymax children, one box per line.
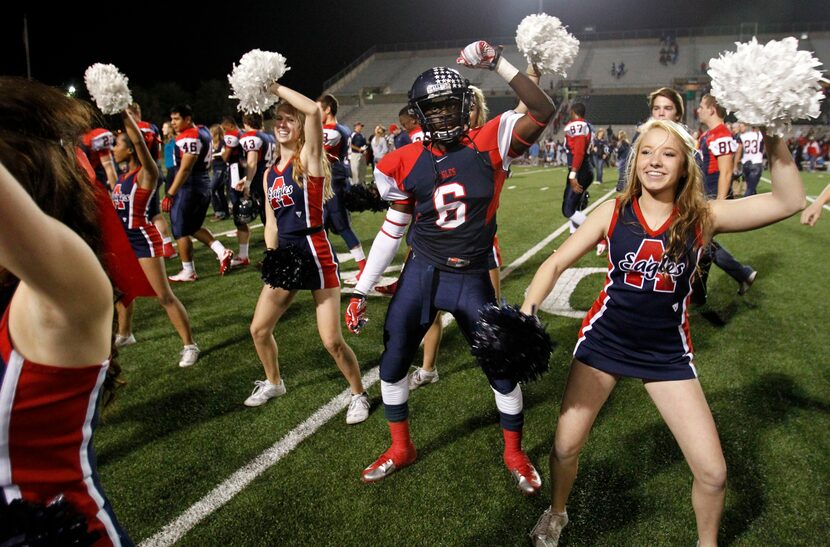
<box><xmin>169</xmin><ymin>270</ymin><xmax>197</xmax><ymax>282</ymax></box>
<box><xmin>529</xmin><ymin>508</ymin><xmax>569</xmax><ymax>547</ymax></box>
<box><xmin>345</xmin><ymin>392</ymin><xmax>370</xmax><ymax>424</ymax></box>
<box><xmin>244</xmin><ymin>379</ymin><xmax>286</xmax><ymax>407</ymax></box>
<box><xmin>408</xmin><ymin>367</ymin><xmax>439</xmax><ymax>390</ymax></box>
<box><xmin>178</xmin><ymin>344</ymin><xmax>200</xmax><ymax>367</ymax></box>
<box><xmin>114</xmin><ymin>333</ymin><xmax>136</xmax><ymax>348</ymax></box>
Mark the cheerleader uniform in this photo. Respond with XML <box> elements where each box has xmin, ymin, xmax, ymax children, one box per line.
<box><xmin>266</xmin><ymin>160</ymin><xmax>339</xmax><ymax>289</ymax></box>
<box><xmin>111</xmin><ymin>166</ymin><xmax>164</xmax><ymax>259</ymax></box>
<box><xmin>0</xmin><ymin>303</ymin><xmax>132</xmax><ymax>546</ymax></box>
<box><xmin>574</xmin><ymin>198</ymin><xmax>704</xmax><ymax>381</ymax></box>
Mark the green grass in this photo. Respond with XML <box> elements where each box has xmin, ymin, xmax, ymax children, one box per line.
<box><xmin>98</xmin><ymin>167</ymin><xmax>830</xmax><ymax>545</ymax></box>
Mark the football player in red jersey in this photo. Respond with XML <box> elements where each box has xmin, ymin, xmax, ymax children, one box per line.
<box><xmin>165</xmin><ymin>104</ymin><xmax>234</xmax><ymax>281</ymax></box>
<box><xmin>111</xmin><ymin>108</ymin><xmax>199</xmax><ymax>367</ymax></box>
<box><xmin>345</xmin><ymin>41</ymin><xmax>555</xmax><ymax>494</ymax></box>
<box><xmin>693</xmin><ymin>94</ymin><xmax>757</xmax><ymax>302</ymax></box>
<box><xmin>80</xmin><ymin>126</ymin><xmax>118</xmax><ymax>188</ymax></box>
<box><xmin>244</xmin><ymin>83</ymin><xmax>368</xmax><ymax>424</ymax></box>
<box><xmin>0</xmin><ymin>76</ymin><xmax>131</xmax><ymax>546</ymax></box>
<box><xmin>523</xmin><ymin>118</ymin><xmax>804</xmax><ymax>546</ymax></box>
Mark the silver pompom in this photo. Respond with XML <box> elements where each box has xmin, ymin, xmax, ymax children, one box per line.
<box><xmin>515</xmin><ymin>13</ymin><xmax>580</xmax><ymax>77</ymax></box>
<box><xmin>708</xmin><ymin>37</ymin><xmax>827</xmax><ymax>135</ymax></box>
<box><xmin>228</xmin><ymin>49</ymin><xmax>290</xmax><ymax>114</ymax></box>
<box><xmin>84</xmin><ymin>63</ymin><xmax>132</xmax><ymax>115</ymax></box>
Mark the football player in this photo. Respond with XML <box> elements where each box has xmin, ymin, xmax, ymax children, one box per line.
<box><xmin>164</xmin><ymin>104</ymin><xmax>234</xmax><ymax>281</ymax></box>
<box><xmin>80</xmin><ymin>126</ymin><xmax>117</xmax><ymax>189</ymax></box>
<box><xmin>562</xmin><ymin>103</ymin><xmax>593</xmax><ymax>233</ymax></box>
<box><xmin>345</xmin><ymin>41</ymin><xmax>555</xmax><ymax>494</ymax></box>
<box><xmin>317</xmin><ymin>93</ymin><xmax>368</xmax><ymax>278</ymax></box>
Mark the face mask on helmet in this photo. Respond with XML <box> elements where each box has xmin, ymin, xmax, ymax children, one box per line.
<box><xmin>409</xmin><ymin>67</ymin><xmax>472</xmax><ymax>144</ymax></box>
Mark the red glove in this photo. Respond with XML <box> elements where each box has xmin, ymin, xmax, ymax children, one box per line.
<box><xmin>162</xmin><ymin>193</ymin><xmax>174</xmax><ymax>213</ymax></box>
<box><xmin>345</xmin><ymin>296</ymin><xmax>368</xmax><ymax>334</ymax></box>
<box><xmin>456</xmin><ymin>40</ymin><xmax>501</xmax><ymax>69</ymax></box>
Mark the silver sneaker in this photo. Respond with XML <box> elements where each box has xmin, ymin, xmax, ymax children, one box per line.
<box><xmin>114</xmin><ymin>333</ymin><xmax>136</xmax><ymax>348</ymax></box>
<box><xmin>408</xmin><ymin>367</ymin><xmax>439</xmax><ymax>390</ymax></box>
<box><xmin>244</xmin><ymin>379</ymin><xmax>286</xmax><ymax>407</ymax></box>
<box><xmin>346</xmin><ymin>392</ymin><xmax>370</xmax><ymax>424</ymax></box>
<box><xmin>529</xmin><ymin>508</ymin><xmax>569</xmax><ymax>547</ymax></box>
<box><xmin>178</xmin><ymin>344</ymin><xmax>200</xmax><ymax>367</ymax></box>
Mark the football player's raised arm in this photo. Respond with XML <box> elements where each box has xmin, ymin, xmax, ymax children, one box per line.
<box><xmin>710</xmin><ymin>132</ymin><xmax>805</xmax><ymax>235</ymax></box>
<box><xmin>521</xmin><ymin>200</ymin><xmax>615</xmax><ymax>315</ymax></box>
<box><xmin>0</xmin><ymin>161</ymin><xmax>111</xmax><ymax>320</ymax></box>
<box><xmin>122</xmin><ymin>110</ymin><xmax>159</xmax><ymax>186</ymax></box>
<box><xmin>514</xmin><ymin>64</ymin><xmax>541</xmax><ymax>115</ymax></box>
<box><xmin>456</xmin><ymin>41</ymin><xmax>554</xmax><ymax>155</ymax></box>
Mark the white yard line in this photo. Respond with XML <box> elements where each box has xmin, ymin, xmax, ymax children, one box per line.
<box><xmin>140</xmin><ymin>187</ymin><xmax>616</xmax><ymax>547</ymax></box>
<box><xmin>761</xmin><ymin>176</ymin><xmax>830</xmax><ymax>211</ymax></box>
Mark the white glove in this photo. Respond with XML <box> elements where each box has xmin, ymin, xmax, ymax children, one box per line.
<box><xmin>456</xmin><ymin>40</ymin><xmax>500</xmax><ymax>69</ymax></box>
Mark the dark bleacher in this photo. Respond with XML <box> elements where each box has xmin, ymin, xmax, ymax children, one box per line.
<box><xmin>581</xmin><ymin>94</ymin><xmax>650</xmax><ymax>125</ymax></box>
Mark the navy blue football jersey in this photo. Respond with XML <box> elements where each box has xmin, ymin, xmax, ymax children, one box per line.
<box><xmin>374</xmin><ymin>112</ymin><xmax>521</xmax><ymax>272</ymax></box>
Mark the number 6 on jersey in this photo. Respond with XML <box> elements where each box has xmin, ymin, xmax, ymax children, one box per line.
<box><xmin>433</xmin><ymin>183</ymin><xmax>466</xmax><ymax>229</ymax></box>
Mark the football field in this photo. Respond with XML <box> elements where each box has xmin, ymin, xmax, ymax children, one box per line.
<box><xmin>99</xmin><ymin>166</ymin><xmax>830</xmax><ymax>546</ymax></box>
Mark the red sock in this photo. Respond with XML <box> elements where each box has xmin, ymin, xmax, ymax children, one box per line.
<box><xmin>502</xmin><ymin>428</ymin><xmax>525</xmax><ymax>467</ymax></box>
<box><xmin>356</xmin><ymin>259</ymin><xmax>367</xmax><ymax>280</ymax></box>
<box><xmin>388</xmin><ymin>420</ymin><xmax>416</xmax><ymax>459</ymax></box>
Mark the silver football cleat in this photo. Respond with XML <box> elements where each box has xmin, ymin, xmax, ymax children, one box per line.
<box><xmin>511</xmin><ymin>465</ymin><xmax>542</xmax><ymax>495</ymax></box>
<box><xmin>361</xmin><ymin>458</ymin><xmax>397</xmax><ymax>483</ymax></box>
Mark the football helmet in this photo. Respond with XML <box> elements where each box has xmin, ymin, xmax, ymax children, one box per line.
<box><xmin>233</xmin><ymin>196</ymin><xmax>257</xmax><ymax>225</ymax></box>
<box><xmin>408</xmin><ymin>67</ymin><xmax>472</xmax><ymax>144</ymax></box>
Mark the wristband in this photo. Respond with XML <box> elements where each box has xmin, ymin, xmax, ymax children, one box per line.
<box><xmin>494</xmin><ymin>56</ymin><xmax>519</xmax><ymax>82</ymax></box>
<box><xmin>568</xmin><ymin>171</ymin><xmax>576</xmax><ymax>180</ymax></box>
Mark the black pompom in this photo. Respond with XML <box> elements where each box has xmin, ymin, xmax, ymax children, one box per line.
<box><xmin>471</xmin><ymin>304</ymin><xmax>554</xmax><ymax>383</ymax></box>
<box><xmin>261</xmin><ymin>245</ymin><xmax>317</xmax><ymax>290</ymax></box>
<box><xmin>0</xmin><ymin>494</ymin><xmax>100</xmax><ymax>546</ymax></box>
<box><xmin>343</xmin><ymin>183</ymin><xmax>389</xmax><ymax>213</ymax></box>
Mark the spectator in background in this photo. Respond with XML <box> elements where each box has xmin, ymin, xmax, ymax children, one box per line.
<box><xmin>349</xmin><ymin>121</ymin><xmax>367</xmax><ymax>184</ymax></box>
<box><xmin>591</xmin><ymin>128</ymin><xmax>609</xmax><ymax>184</ymax></box>
<box><xmin>806</xmin><ymin>134</ymin><xmax>821</xmax><ymax>172</ymax></box>
<box><xmin>617</xmin><ymin>61</ymin><xmax>625</xmax><ymax>78</ymax></box>
<box><xmin>161</xmin><ymin>121</ymin><xmax>179</xmax><ymax>258</ymax></box>
<box><xmin>615</xmin><ymin>130</ymin><xmax>630</xmax><ymax>192</ymax></box>
<box><xmin>209</xmin><ymin>124</ymin><xmax>229</xmax><ymax>221</ymax></box>
<box><xmin>371</xmin><ymin>125</ymin><xmax>390</xmax><ymax>166</ymax></box>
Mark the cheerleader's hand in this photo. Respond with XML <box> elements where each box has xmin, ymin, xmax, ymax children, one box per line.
<box><xmin>345</xmin><ymin>295</ymin><xmax>368</xmax><ymax>334</ymax></box>
<box><xmin>456</xmin><ymin>41</ymin><xmax>502</xmax><ymax>69</ymax></box>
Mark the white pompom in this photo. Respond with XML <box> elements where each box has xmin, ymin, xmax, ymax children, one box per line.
<box><xmin>708</xmin><ymin>37</ymin><xmax>827</xmax><ymax>135</ymax></box>
<box><xmin>84</xmin><ymin>63</ymin><xmax>132</xmax><ymax>115</ymax></box>
<box><xmin>515</xmin><ymin>13</ymin><xmax>580</xmax><ymax>77</ymax></box>
<box><xmin>228</xmin><ymin>49</ymin><xmax>290</xmax><ymax>114</ymax></box>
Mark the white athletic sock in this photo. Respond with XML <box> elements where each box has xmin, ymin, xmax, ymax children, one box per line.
<box><xmin>569</xmin><ymin>221</ymin><xmax>578</xmax><ymax>234</ymax></box>
<box><xmin>238</xmin><ymin>244</ymin><xmax>249</xmax><ymax>260</ymax></box>
<box><xmin>210</xmin><ymin>240</ymin><xmax>227</xmax><ymax>258</ymax></box>
<box><xmin>350</xmin><ymin>245</ymin><xmax>366</xmax><ymax>263</ymax></box>
<box><xmin>380</xmin><ymin>376</ymin><xmax>410</xmax><ymax>405</ymax></box>
<box><xmin>162</xmin><ymin>236</ymin><xmax>173</xmax><ymax>245</ymax></box>
<box><xmin>492</xmin><ymin>385</ymin><xmax>523</xmax><ymax>415</ymax></box>
<box><xmin>182</xmin><ymin>261</ymin><xmax>195</xmax><ymax>274</ymax></box>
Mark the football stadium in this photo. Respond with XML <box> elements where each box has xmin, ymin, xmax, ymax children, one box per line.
<box><xmin>1</xmin><ymin>2</ymin><xmax>829</xmax><ymax>545</ymax></box>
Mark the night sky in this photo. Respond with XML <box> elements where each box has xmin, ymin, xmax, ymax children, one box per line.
<box><xmin>1</xmin><ymin>1</ymin><xmax>826</xmax><ymax>97</ymax></box>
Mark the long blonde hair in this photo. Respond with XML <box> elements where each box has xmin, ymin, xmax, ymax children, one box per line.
<box><xmin>469</xmin><ymin>85</ymin><xmax>489</xmax><ymax>129</ymax></box>
<box><xmin>619</xmin><ymin>119</ymin><xmax>710</xmax><ymax>261</ymax></box>
<box><xmin>275</xmin><ymin>103</ymin><xmax>332</xmax><ymax>200</ymax></box>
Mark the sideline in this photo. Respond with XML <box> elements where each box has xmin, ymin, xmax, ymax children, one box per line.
<box><xmin>139</xmin><ymin>188</ymin><xmax>617</xmax><ymax>547</ymax></box>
